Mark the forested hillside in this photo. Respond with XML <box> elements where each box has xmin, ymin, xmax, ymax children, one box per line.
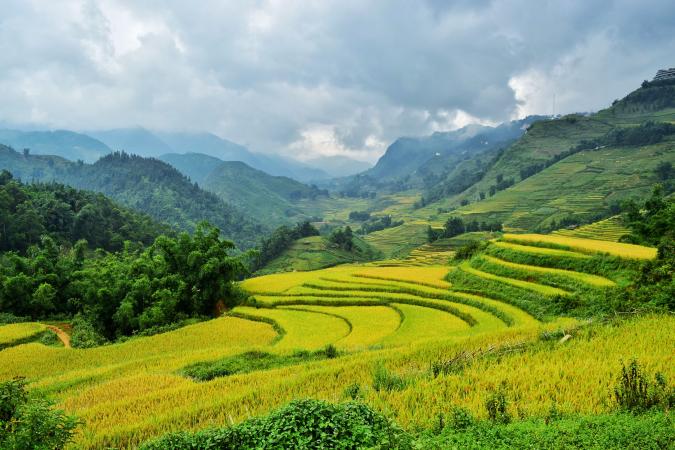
<box><xmin>0</xmin><ymin>170</ymin><xmax>167</xmax><ymax>253</ymax></box>
<box><xmin>0</xmin><ymin>147</ymin><xmax>266</xmax><ymax>248</ymax></box>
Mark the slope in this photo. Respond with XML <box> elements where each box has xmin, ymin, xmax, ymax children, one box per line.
<box><xmin>0</xmin><ymin>147</ymin><xmax>266</xmax><ymax>248</ymax></box>
<box><xmin>0</xmin><ymin>129</ymin><xmax>112</xmax><ymax>163</ymax></box>
<box><xmin>202</xmin><ymin>160</ymin><xmax>329</xmax><ymax>226</ymax></box>
<box><xmin>413</xmin><ymin>80</ymin><xmax>675</xmax><ymax>229</ymax></box>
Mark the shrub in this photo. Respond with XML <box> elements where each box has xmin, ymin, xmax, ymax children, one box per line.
<box><xmin>485</xmin><ymin>386</ymin><xmax>511</xmax><ymax>424</ymax></box>
<box><xmin>0</xmin><ymin>378</ymin><xmax>79</xmax><ymax>449</ymax></box>
<box><xmin>343</xmin><ymin>383</ymin><xmax>362</xmax><ymax>400</ymax></box>
<box><xmin>613</xmin><ymin>359</ymin><xmax>673</xmax><ymax>412</ymax></box>
<box><xmin>372</xmin><ymin>363</ymin><xmax>408</xmax><ymax>392</ymax></box>
<box><xmin>140</xmin><ymin>399</ymin><xmax>412</xmax><ymax>449</ymax></box>
<box><xmin>449</xmin><ymin>406</ymin><xmax>474</xmax><ymax>430</ymax></box>
<box><xmin>454</xmin><ymin>240</ymin><xmax>485</xmax><ymax>260</ymax></box>
<box><xmin>69</xmin><ymin>314</ymin><xmax>107</xmax><ymax>349</ymax></box>
<box><xmin>323</xmin><ymin>343</ymin><xmax>338</xmax><ymax>359</ymax></box>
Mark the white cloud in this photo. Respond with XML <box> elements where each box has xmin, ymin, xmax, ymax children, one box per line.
<box><xmin>1</xmin><ymin>0</ymin><xmax>674</xmax><ymax>160</ymax></box>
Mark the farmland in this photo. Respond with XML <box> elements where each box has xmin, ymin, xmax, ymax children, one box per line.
<box><xmin>2</xmin><ymin>231</ymin><xmax>670</xmax><ymax>449</ymax></box>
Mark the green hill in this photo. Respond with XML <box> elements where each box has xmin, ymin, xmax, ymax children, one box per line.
<box><xmin>203</xmin><ymin>160</ymin><xmax>329</xmax><ymax>227</ymax></box>
<box><xmin>0</xmin><ymin>129</ymin><xmax>112</xmax><ymax>163</ymax></box>
<box><xmin>0</xmin><ymin>170</ymin><xmax>167</xmax><ymax>253</ymax></box>
<box><xmin>0</xmin><ymin>147</ymin><xmax>266</xmax><ymax>248</ymax></box>
<box><xmin>256</xmin><ymin>235</ymin><xmax>380</xmax><ymax>275</ymax></box>
<box><xmin>412</xmin><ymin>81</ymin><xmax>675</xmax><ymax>230</ymax></box>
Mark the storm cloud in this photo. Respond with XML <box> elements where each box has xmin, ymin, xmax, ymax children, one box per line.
<box><xmin>1</xmin><ymin>0</ymin><xmax>674</xmax><ymax>161</ymax></box>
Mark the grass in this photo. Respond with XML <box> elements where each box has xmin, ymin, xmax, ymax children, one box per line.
<box><xmin>502</xmin><ymin>233</ymin><xmax>657</xmax><ymax>259</ymax></box>
<box><xmin>0</xmin><ymin>322</ymin><xmax>47</xmax><ymax>349</ymax></box>
<box><xmin>231</xmin><ymin>306</ymin><xmax>351</xmax><ymax>350</ymax></box>
<box><xmin>480</xmin><ymin>255</ymin><xmax>616</xmax><ymax>288</ymax></box>
<box><xmin>552</xmin><ymin>216</ymin><xmax>630</xmax><ymax>242</ymax></box>
<box><xmin>286</xmin><ymin>305</ymin><xmax>401</xmax><ymax>350</ymax></box>
<box><xmin>459</xmin><ymin>263</ymin><xmax>570</xmax><ymax>297</ymax></box>
<box><xmin>380</xmin><ymin>303</ymin><xmax>471</xmax><ymax>345</ymax></box>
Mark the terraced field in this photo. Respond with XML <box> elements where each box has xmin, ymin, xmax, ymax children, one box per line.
<box><xmin>552</xmin><ymin>215</ymin><xmax>629</xmax><ymax>241</ymax></box>
<box><xmin>0</xmin><ymin>234</ymin><xmax>662</xmax><ymax>449</ymax></box>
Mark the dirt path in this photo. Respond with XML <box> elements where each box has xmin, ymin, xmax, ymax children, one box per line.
<box><xmin>46</xmin><ymin>325</ymin><xmax>71</xmax><ymax>348</ymax></box>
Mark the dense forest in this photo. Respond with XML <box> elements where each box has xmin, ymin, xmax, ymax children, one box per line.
<box><xmin>0</xmin><ymin>170</ymin><xmax>167</xmax><ymax>253</ymax></box>
<box><xmin>0</xmin><ymin>222</ymin><xmax>247</xmax><ymax>344</ymax></box>
<box><xmin>0</xmin><ymin>147</ymin><xmax>266</xmax><ymax>249</ymax></box>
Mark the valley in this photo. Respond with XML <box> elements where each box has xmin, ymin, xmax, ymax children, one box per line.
<box><xmin>0</xmin><ymin>78</ymin><xmax>673</xmax><ymax>449</ymax></box>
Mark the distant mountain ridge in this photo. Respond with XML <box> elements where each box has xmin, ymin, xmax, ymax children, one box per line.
<box><xmin>0</xmin><ymin>129</ymin><xmax>112</xmax><ymax>162</ymax></box>
<box><xmin>366</xmin><ymin>116</ymin><xmax>547</xmax><ymax>181</ymax></box>
<box><xmin>160</xmin><ymin>152</ymin><xmax>329</xmax><ymax>226</ymax></box>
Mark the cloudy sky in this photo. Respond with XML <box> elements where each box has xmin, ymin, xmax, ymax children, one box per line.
<box><xmin>1</xmin><ymin>0</ymin><xmax>674</xmax><ymax>162</ymax></box>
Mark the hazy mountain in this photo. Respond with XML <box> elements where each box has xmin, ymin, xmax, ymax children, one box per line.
<box><xmin>88</xmin><ymin>127</ymin><xmax>174</xmax><ymax>157</ymax></box>
<box><xmin>305</xmin><ymin>155</ymin><xmax>372</xmax><ymax>178</ymax></box>
<box><xmin>159</xmin><ymin>152</ymin><xmax>224</xmax><ymax>185</ymax></box>
<box><xmin>367</xmin><ymin>116</ymin><xmax>546</xmax><ymax>181</ymax></box>
<box><xmin>0</xmin><ymin>129</ymin><xmax>112</xmax><ymax>163</ymax></box>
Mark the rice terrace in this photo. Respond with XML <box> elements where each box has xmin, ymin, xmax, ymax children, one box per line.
<box><xmin>1</xmin><ymin>2</ymin><xmax>674</xmax><ymax>450</ymax></box>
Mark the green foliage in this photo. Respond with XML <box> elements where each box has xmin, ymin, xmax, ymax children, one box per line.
<box><xmin>0</xmin><ymin>378</ymin><xmax>78</xmax><ymax>450</ymax></box>
<box><xmin>70</xmin><ymin>314</ymin><xmax>108</xmax><ymax>349</ymax></box>
<box><xmin>448</xmin><ymin>406</ymin><xmax>474</xmax><ymax>431</ymax></box>
<box><xmin>140</xmin><ymin>399</ymin><xmax>412</xmax><ymax>450</ymax></box>
<box><xmin>329</xmin><ymin>226</ymin><xmax>355</xmax><ymax>251</ymax></box>
<box><xmin>372</xmin><ymin>363</ymin><xmax>408</xmax><ymax>392</ymax></box>
<box><xmin>348</xmin><ymin>210</ymin><xmax>371</xmax><ymax>221</ymax></box>
<box><xmin>343</xmin><ymin>383</ymin><xmax>362</xmax><ymax>400</ymax></box>
<box><xmin>180</xmin><ymin>348</ymin><xmax>336</xmax><ymax>382</ymax></box>
<box><xmin>454</xmin><ymin>240</ymin><xmax>486</xmax><ymax>260</ymax></box>
<box><xmin>416</xmin><ymin>411</ymin><xmax>674</xmax><ymax>450</ymax></box>
<box><xmin>358</xmin><ymin>215</ymin><xmax>404</xmax><ymax>235</ymax></box>
<box><xmin>253</xmin><ymin>221</ymin><xmax>320</xmax><ymax>271</ymax></box>
<box><xmin>613</xmin><ymin>359</ymin><xmax>673</xmax><ymax>413</ymax></box>
<box><xmin>485</xmin><ymin>386</ymin><xmax>511</xmax><ymax>424</ymax></box>
<box><xmin>0</xmin><ymin>222</ymin><xmax>248</xmax><ymax>340</ymax></box>
<box><xmin>0</xmin><ymin>170</ymin><xmax>166</xmax><ymax>253</ymax></box>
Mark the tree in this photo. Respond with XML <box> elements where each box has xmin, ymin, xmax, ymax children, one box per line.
<box><xmin>655</xmin><ymin>161</ymin><xmax>672</xmax><ymax>181</ymax></box>
<box><xmin>0</xmin><ymin>378</ymin><xmax>79</xmax><ymax>449</ymax></box>
<box><xmin>443</xmin><ymin>217</ymin><xmax>465</xmax><ymax>238</ymax></box>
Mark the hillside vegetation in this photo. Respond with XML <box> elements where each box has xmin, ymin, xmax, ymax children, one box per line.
<box><xmin>0</xmin><ymin>148</ymin><xmax>265</xmax><ymax>248</ymax></box>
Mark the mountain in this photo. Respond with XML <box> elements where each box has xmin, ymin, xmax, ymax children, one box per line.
<box><xmin>156</xmin><ymin>132</ymin><xmax>256</xmax><ymax>163</ymax></box>
<box><xmin>304</xmin><ymin>155</ymin><xmax>372</xmax><ymax>178</ymax></box>
<box><xmin>415</xmin><ymin>79</ymin><xmax>675</xmax><ymax>231</ymax></box>
<box><xmin>88</xmin><ymin>128</ymin><xmax>174</xmax><ymax>157</ymax></box>
<box><xmin>95</xmin><ymin>129</ymin><xmax>330</xmax><ymax>182</ymax></box>
<box><xmin>367</xmin><ymin>117</ymin><xmax>545</xmax><ymax>181</ymax></box>
<box><xmin>202</xmin><ymin>160</ymin><xmax>328</xmax><ymax>226</ymax></box>
<box><xmin>0</xmin><ymin>147</ymin><xmax>266</xmax><ymax>248</ymax></box>
<box><xmin>158</xmin><ymin>152</ymin><xmax>224</xmax><ymax>185</ymax></box>
<box><xmin>0</xmin><ymin>129</ymin><xmax>112</xmax><ymax>163</ymax></box>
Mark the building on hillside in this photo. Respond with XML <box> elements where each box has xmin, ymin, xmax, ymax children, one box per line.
<box><xmin>653</xmin><ymin>68</ymin><xmax>675</xmax><ymax>82</ymax></box>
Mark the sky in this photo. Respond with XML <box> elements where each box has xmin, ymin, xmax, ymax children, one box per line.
<box><xmin>1</xmin><ymin>0</ymin><xmax>674</xmax><ymax>162</ymax></box>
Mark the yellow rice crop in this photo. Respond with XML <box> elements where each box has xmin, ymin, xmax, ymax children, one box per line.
<box><xmin>502</xmin><ymin>233</ymin><xmax>657</xmax><ymax>259</ymax></box>
<box><xmin>287</xmin><ymin>305</ymin><xmax>401</xmax><ymax>350</ymax></box>
<box><xmin>232</xmin><ymin>306</ymin><xmax>350</xmax><ymax>350</ymax></box>
<box><xmin>380</xmin><ymin>303</ymin><xmax>470</xmax><ymax>345</ymax></box>
<box><xmin>493</xmin><ymin>241</ymin><xmax>591</xmax><ymax>259</ymax></box>
<box><xmin>0</xmin><ymin>322</ymin><xmax>46</xmax><ymax>346</ymax></box>
<box><xmin>32</xmin><ymin>314</ymin><xmax>670</xmax><ymax>449</ymax></box>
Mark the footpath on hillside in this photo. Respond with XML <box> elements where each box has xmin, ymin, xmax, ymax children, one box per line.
<box><xmin>46</xmin><ymin>325</ymin><xmax>71</xmax><ymax>348</ymax></box>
